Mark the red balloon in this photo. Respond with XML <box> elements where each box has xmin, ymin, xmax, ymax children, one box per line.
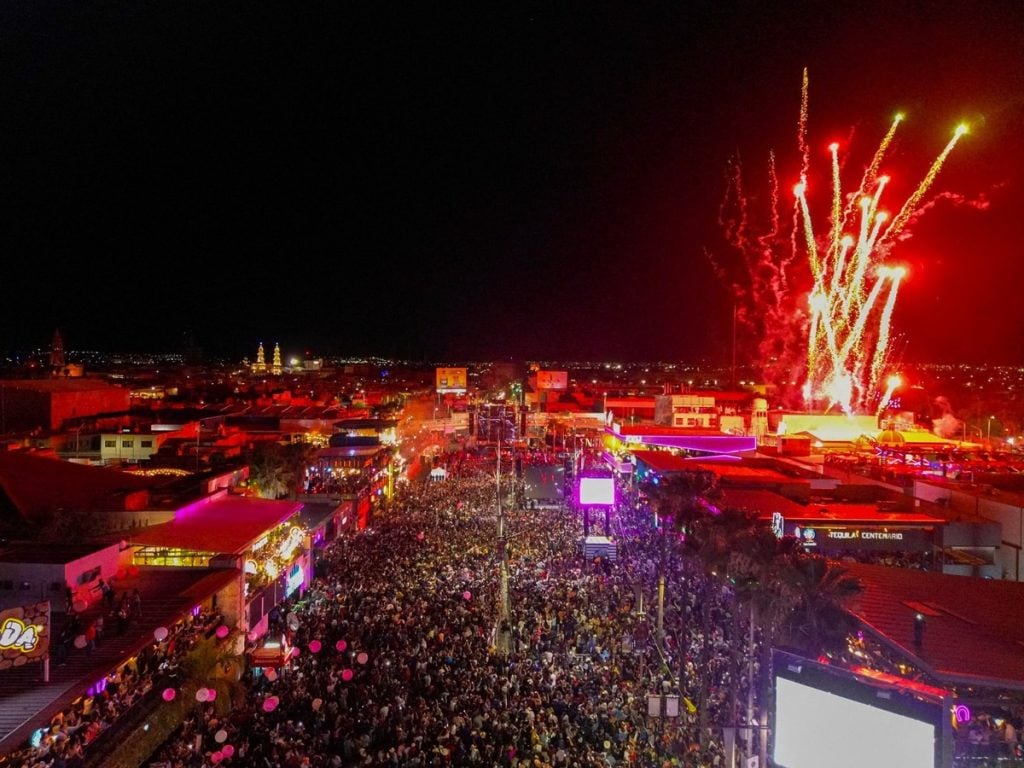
<box><xmin>341</xmin><ymin>668</ymin><xmax>354</xmax><ymax>681</ymax></box>
<box><xmin>308</xmin><ymin>640</ymin><xmax>322</xmax><ymax>653</ymax></box>
<box><xmin>162</xmin><ymin>688</ymin><xmax>176</xmax><ymax>702</ymax></box>
<box><xmin>335</xmin><ymin>639</ymin><xmax>347</xmax><ymax>652</ymax></box>
<box><xmin>222</xmin><ymin>745</ymin><xmax>235</xmax><ymax>758</ymax></box>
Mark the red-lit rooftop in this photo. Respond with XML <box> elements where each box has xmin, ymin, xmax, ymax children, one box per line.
<box><xmin>129</xmin><ymin>493</ymin><xmax>302</xmax><ymax>554</ymax></box>
<box><xmin>844</xmin><ymin>562</ymin><xmax>1024</xmax><ymax>689</ymax></box>
<box><xmin>722</xmin><ymin>489</ymin><xmax>944</xmax><ymax>526</ymax></box>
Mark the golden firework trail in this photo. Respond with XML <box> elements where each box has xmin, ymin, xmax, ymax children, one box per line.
<box><xmin>797</xmin><ymin>108</ymin><xmax>966</xmax><ymax>415</ymax></box>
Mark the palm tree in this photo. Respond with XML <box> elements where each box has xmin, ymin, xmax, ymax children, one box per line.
<box><xmin>779</xmin><ymin>553</ymin><xmax>862</xmax><ymax>657</ymax></box>
<box><xmin>683</xmin><ymin>505</ymin><xmax>757</xmax><ymax>748</ymax></box>
<box><xmin>247</xmin><ymin>442</ymin><xmax>296</xmax><ymax>501</ymax></box>
<box><xmin>177</xmin><ymin>633</ymin><xmax>247</xmax><ymax>715</ymax></box>
<box><xmin>729</xmin><ymin>527</ymin><xmax>803</xmax><ymax>760</ymax></box>
<box><xmin>641</xmin><ymin>470</ymin><xmax>721</xmax><ymax>649</ymax></box>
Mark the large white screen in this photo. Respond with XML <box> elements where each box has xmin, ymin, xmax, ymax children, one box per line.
<box><xmin>774</xmin><ymin>677</ymin><xmax>934</xmax><ymax>768</ymax></box>
<box><xmin>579</xmin><ymin>477</ymin><xmax>615</xmax><ymax>506</ymax></box>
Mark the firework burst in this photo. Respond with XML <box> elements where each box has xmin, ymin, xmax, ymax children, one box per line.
<box><xmin>712</xmin><ymin>69</ymin><xmax>968</xmax><ymax>414</ymax></box>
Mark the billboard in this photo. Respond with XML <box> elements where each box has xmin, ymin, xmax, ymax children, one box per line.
<box><xmin>579</xmin><ymin>476</ymin><xmax>616</xmax><ymax>506</ymax></box>
<box><xmin>524</xmin><ymin>464</ymin><xmax>565</xmax><ymax>503</ymax></box>
<box><xmin>536</xmin><ymin>370</ymin><xmax>568</xmax><ymax>390</ymax></box>
<box><xmin>0</xmin><ymin>601</ymin><xmax>51</xmax><ymax>670</ymax></box>
<box><xmin>773</xmin><ymin>651</ymin><xmax>945</xmax><ymax>768</ymax></box>
<box><xmin>436</xmin><ymin>367</ymin><xmax>468</xmax><ymax>393</ymax></box>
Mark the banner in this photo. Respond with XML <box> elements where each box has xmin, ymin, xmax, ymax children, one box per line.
<box><xmin>435</xmin><ymin>367</ymin><xmax>467</xmax><ymax>393</ymax></box>
<box><xmin>0</xmin><ymin>601</ymin><xmax>50</xmax><ymax>669</ymax></box>
<box><xmin>536</xmin><ymin>370</ymin><xmax>568</xmax><ymax>390</ymax></box>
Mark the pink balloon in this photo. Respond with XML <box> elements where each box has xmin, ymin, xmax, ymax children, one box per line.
<box><xmin>335</xmin><ymin>639</ymin><xmax>347</xmax><ymax>652</ymax></box>
<box><xmin>222</xmin><ymin>745</ymin><xmax>235</xmax><ymax>758</ymax></box>
<box><xmin>162</xmin><ymin>687</ymin><xmax>176</xmax><ymax>702</ymax></box>
<box><xmin>206</xmin><ymin>688</ymin><xmax>217</xmax><ymax>702</ymax></box>
<box><xmin>290</xmin><ymin>647</ymin><xmax>301</xmax><ymax>659</ymax></box>
<box><xmin>417</xmin><ymin>531</ymin><xmax>425</xmax><ymax>541</ymax></box>
<box><xmin>216</xmin><ymin>625</ymin><xmax>229</xmax><ymax>639</ymax></box>
<box><xmin>211</xmin><ymin>751</ymin><xmax>223</xmax><ymax>764</ymax></box>
<box><xmin>264</xmin><ymin>668</ymin><xmax>278</xmax><ymax>682</ymax></box>
<box><xmin>308</xmin><ymin>640</ymin><xmax>321</xmax><ymax>653</ymax></box>
<box><xmin>341</xmin><ymin>668</ymin><xmax>354</xmax><ymax>681</ymax></box>
<box><xmin>262</xmin><ymin>696</ymin><xmax>279</xmax><ymax>712</ymax></box>
<box><xmin>462</xmin><ymin>591</ymin><xmax>472</xmax><ymax>601</ymax></box>
<box><xmin>356</xmin><ymin>651</ymin><xmax>368</xmax><ymax>665</ymax></box>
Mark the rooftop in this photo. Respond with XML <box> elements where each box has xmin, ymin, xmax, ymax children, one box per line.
<box><xmin>845</xmin><ymin>562</ymin><xmax>1024</xmax><ymax>689</ymax></box>
<box><xmin>0</xmin><ymin>451</ymin><xmax>163</xmax><ymax>520</ymax></box>
<box><xmin>721</xmin><ymin>489</ymin><xmax>945</xmax><ymax>526</ymax></box>
<box><xmin>0</xmin><ymin>379</ymin><xmax>124</xmax><ymax>393</ymax></box>
<box><xmin>129</xmin><ymin>493</ymin><xmax>302</xmax><ymax>554</ymax></box>
<box><xmin>0</xmin><ymin>541</ymin><xmax>118</xmax><ymax>565</ymax></box>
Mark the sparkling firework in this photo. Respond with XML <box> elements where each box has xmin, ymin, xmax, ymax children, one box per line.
<box><xmin>712</xmin><ymin>69</ymin><xmax>968</xmax><ymax>414</ymax></box>
<box><xmin>797</xmin><ymin>117</ymin><xmax>966</xmax><ymax>414</ymax></box>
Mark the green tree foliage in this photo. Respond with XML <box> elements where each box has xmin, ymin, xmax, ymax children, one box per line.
<box><xmin>247</xmin><ymin>441</ymin><xmax>317</xmax><ymax>499</ymax></box>
<box><xmin>780</xmin><ymin>553</ymin><xmax>863</xmax><ymax>657</ymax></box>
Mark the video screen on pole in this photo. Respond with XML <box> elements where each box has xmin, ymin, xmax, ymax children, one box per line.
<box><xmin>578</xmin><ymin>476</ymin><xmax>615</xmax><ymax>506</ymax></box>
<box><xmin>524</xmin><ymin>465</ymin><xmax>565</xmax><ymax>503</ymax></box>
<box><xmin>773</xmin><ymin>676</ymin><xmax>936</xmax><ymax>768</ymax></box>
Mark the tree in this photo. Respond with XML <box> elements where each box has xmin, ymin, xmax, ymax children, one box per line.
<box><xmin>103</xmin><ymin>633</ymin><xmax>245</xmax><ymax>768</ymax></box>
<box><xmin>729</xmin><ymin>527</ymin><xmax>803</xmax><ymax>761</ymax></box>
<box><xmin>683</xmin><ymin>505</ymin><xmax>757</xmax><ymax>748</ymax></box>
<box><xmin>247</xmin><ymin>441</ymin><xmax>316</xmax><ymax>499</ymax></box>
<box><xmin>176</xmin><ymin>633</ymin><xmax>246</xmax><ymax>714</ymax></box>
<box><xmin>641</xmin><ymin>470</ymin><xmax>721</xmax><ymax>649</ymax></box>
<box><xmin>780</xmin><ymin>553</ymin><xmax>863</xmax><ymax>657</ymax></box>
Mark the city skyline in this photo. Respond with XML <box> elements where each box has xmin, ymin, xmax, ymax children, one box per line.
<box><xmin>1</xmin><ymin>4</ymin><xmax>1022</xmax><ymax>365</ymax></box>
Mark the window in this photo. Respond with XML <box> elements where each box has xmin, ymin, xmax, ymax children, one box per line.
<box><xmin>122</xmin><ymin>440</ymin><xmax>134</xmax><ymax>448</ymax></box>
<box><xmin>141</xmin><ymin>440</ymin><xmax>153</xmax><ymax>448</ymax></box>
<box><xmin>105</xmin><ymin>440</ymin><xmax>116</xmax><ymax>448</ymax></box>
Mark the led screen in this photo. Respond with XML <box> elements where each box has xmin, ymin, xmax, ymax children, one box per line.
<box><xmin>524</xmin><ymin>465</ymin><xmax>565</xmax><ymax>502</ymax></box>
<box><xmin>774</xmin><ymin>677</ymin><xmax>934</xmax><ymax>768</ymax></box>
<box><xmin>578</xmin><ymin>477</ymin><xmax>615</xmax><ymax>506</ymax></box>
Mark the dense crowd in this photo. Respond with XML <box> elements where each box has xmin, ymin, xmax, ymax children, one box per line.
<box><xmin>1</xmin><ymin>610</ymin><xmax>224</xmax><ymax>768</ymax></box>
<box><xmin>143</xmin><ymin>461</ymin><xmax>760</xmax><ymax>768</ymax></box>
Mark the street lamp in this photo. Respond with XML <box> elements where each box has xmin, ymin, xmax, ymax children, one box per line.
<box><xmin>988</xmin><ymin>415</ymin><xmax>995</xmax><ymax>444</ymax></box>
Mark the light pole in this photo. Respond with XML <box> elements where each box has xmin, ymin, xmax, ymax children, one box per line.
<box><xmin>496</xmin><ymin>425</ymin><xmax>510</xmax><ymax>654</ymax></box>
<box><xmin>988</xmin><ymin>415</ymin><xmax>995</xmax><ymax>445</ymax></box>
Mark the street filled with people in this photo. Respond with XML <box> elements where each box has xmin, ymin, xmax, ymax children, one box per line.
<box><xmin>143</xmin><ymin>455</ymin><xmax>761</xmax><ymax>768</ymax></box>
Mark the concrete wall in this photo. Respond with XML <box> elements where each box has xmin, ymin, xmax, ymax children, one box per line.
<box><xmin>915</xmin><ymin>480</ymin><xmax>1024</xmax><ymax>580</ymax></box>
<box><xmin>0</xmin><ymin>542</ymin><xmax>128</xmax><ymax>612</ymax></box>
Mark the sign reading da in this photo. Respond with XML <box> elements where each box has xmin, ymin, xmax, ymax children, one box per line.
<box><xmin>0</xmin><ymin>601</ymin><xmax>50</xmax><ymax>669</ymax></box>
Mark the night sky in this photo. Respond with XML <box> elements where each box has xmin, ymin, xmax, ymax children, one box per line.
<box><xmin>2</xmin><ymin>2</ymin><xmax>1023</xmax><ymax>364</ymax></box>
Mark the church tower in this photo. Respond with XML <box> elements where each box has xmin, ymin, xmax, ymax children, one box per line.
<box><xmin>272</xmin><ymin>343</ymin><xmax>283</xmax><ymax>376</ymax></box>
<box><xmin>50</xmin><ymin>329</ymin><xmax>66</xmax><ymax>376</ymax></box>
<box><xmin>252</xmin><ymin>342</ymin><xmax>268</xmax><ymax>375</ymax></box>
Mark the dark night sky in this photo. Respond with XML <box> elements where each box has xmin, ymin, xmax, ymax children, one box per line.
<box><xmin>1</xmin><ymin>2</ymin><xmax>1023</xmax><ymax>363</ymax></box>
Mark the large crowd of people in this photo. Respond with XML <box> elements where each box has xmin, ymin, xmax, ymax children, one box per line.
<box><xmin>142</xmin><ymin>459</ymin><xmax>760</xmax><ymax>768</ymax></box>
<box><xmin>9</xmin><ymin>449</ymin><xmax>1023</xmax><ymax>767</ymax></box>
<box><xmin>1</xmin><ymin>609</ymin><xmax>224</xmax><ymax>768</ymax></box>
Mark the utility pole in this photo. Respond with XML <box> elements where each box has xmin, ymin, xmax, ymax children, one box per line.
<box><xmin>496</xmin><ymin>423</ymin><xmax>511</xmax><ymax>654</ymax></box>
<box><xmin>657</xmin><ymin>508</ymin><xmax>666</xmax><ymax>650</ymax></box>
